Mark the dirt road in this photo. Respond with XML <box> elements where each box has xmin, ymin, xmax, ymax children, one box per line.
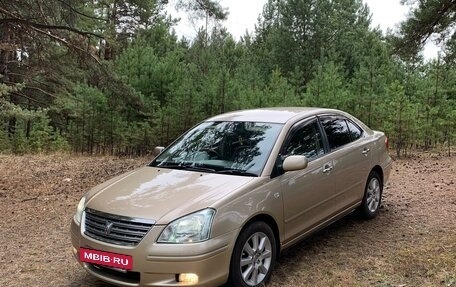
<box><xmin>0</xmin><ymin>154</ymin><xmax>454</xmax><ymax>287</ymax></box>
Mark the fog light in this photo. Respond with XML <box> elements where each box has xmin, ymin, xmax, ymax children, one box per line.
<box><xmin>178</xmin><ymin>273</ymin><xmax>199</xmax><ymax>284</ymax></box>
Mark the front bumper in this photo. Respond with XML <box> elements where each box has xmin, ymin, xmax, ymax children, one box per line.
<box><xmin>70</xmin><ymin>218</ymin><xmax>237</xmax><ymax>286</ymax></box>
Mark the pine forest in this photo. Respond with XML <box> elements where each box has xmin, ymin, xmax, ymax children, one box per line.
<box><xmin>1</xmin><ymin>0</ymin><xmax>455</xmax><ymax>157</ymax></box>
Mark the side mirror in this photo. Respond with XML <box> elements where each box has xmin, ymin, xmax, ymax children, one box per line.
<box><xmin>282</xmin><ymin>155</ymin><xmax>308</xmax><ymax>172</ymax></box>
<box><xmin>152</xmin><ymin>146</ymin><xmax>165</xmax><ymax>158</ymax></box>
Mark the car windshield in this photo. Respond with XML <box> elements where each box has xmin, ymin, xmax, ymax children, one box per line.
<box><xmin>151</xmin><ymin>121</ymin><xmax>283</xmax><ymax>176</ymax></box>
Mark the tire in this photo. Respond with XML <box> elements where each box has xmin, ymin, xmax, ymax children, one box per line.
<box><xmin>358</xmin><ymin>171</ymin><xmax>383</xmax><ymax>219</ymax></box>
<box><xmin>228</xmin><ymin>221</ymin><xmax>277</xmax><ymax>287</ymax></box>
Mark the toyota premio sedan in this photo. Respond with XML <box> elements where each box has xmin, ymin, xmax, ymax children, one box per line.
<box><xmin>71</xmin><ymin>107</ymin><xmax>392</xmax><ymax>287</ymax></box>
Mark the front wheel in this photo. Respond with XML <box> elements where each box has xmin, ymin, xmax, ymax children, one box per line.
<box><xmin>229</xmin><ymin>222</ymin><xmax>277</xmax><ymax>287</ymax></box>
<box><xmin>358</xmin><ymin>171</ymin><xmax>383</xmax><ymax>219</ymax></box>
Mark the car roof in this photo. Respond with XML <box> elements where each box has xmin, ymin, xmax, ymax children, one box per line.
<box><xmin>206</xmin><ymin>107</ymin><xmax>340</xmax><ymax>124</ymax></box>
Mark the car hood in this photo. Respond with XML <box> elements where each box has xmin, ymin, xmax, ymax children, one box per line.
<box><xmin>85</xmin><ymin>166</ymin><xmax>255</xmax><ymax>224</ymax></box>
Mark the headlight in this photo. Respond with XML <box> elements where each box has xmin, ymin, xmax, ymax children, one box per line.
<box><xmin>157</xmin><ymin>208</ymin><xmax>216</xmax><ymax>243</ymax></box>
<box><xmin>74</xmin><ymin>196</ymin><xmax>86</xmax><ymax>224</ymax></box>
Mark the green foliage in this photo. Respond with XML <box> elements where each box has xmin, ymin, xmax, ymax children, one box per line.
<box><xmin>305</xmin><ymin>60</ymin><xmax>349</xmax><ymax>109</ymax></box>
<box><xmin>28</xmin><ymin>114</ymin><xmax>70</xmax><ymax>153</ymax></box>
<box><xmin>253</xmin><ymin>0</ymin><xmax>372</xmax><ymax>85</ymax></box>
<box><xmin>382</xmin><ymin>81</ymin><xmax>415</xmax><ymax>157</ymax></box>
<box><xmin>175</xmin><ymin>0</ymin><xmax>228</xmax><ymax>21</ymax></box>
<box><xmin>262</xmin><ymin>68</ymin><xmax>299</xmax><ymax>107</ymax></box>
<box><xmin>392</xmin><ymin>0</ymin><xmax>456</xmax><ymax>61</ymax></box>
<box><xmin>0</xmin><ymin>84</ymin><xmax>27</xmax><ymax>120</ymax></box>
<box><xmin>1</xmin><ymin>0</ymin><xmax>455</xmax><ymax>157</ymax></box>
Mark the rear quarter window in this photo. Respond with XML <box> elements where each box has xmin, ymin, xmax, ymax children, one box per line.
<box><xmin>346</xmin><ymin>119</ymin><xmax>363</xmax><ymax>141</ymax></box>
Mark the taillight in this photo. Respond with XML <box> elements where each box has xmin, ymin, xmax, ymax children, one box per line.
<box><xmin>385</xmin><ymin>136</ymin><xmax>389</xmax><ymax>149</ymax></box>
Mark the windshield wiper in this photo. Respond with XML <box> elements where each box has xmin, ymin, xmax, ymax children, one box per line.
<box><xmin>217</xmin><ymin>169</ymin><xmax>258</xmax><ymax>177</ymax></box>
<box><xmin>156</xmin><ymin>162</ymin><xmax>216</xmax><ymax>173</ymax></box>
<box><xmin>184</xmin><ymin>166</ymin><xmax>217</xmax><ymax>172</ymax></box>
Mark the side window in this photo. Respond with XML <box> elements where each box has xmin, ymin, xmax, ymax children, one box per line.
<box><xmin>320</xmin><ymin>116</ymin><xmax>352</xmax><ymax>150</ymax></box>
<box><xmin>284</xmin><ymin>121</ymin><xmax>324</xmax><ymax>159</ymax></box>
<box><xmin>346</xmin><ymin>119</ymin><xmax>363</xmax><ymax>141</ymax></box>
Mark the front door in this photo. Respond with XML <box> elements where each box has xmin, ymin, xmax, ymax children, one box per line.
<box><xmin>279</xmin><ymin>119</ymin><xmax>336</xmax><ymax>243</ymax></box>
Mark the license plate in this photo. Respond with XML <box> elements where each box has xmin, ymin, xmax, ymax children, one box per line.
<box><xmin>79</xmin><ymin>247</ymin><xmax>133</xmax><ymax>270</ymax></box>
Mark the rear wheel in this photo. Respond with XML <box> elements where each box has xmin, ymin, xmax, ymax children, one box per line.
<box><xmin>229</xmin><ymin>222</ymin><xmax>277</xmax><ymax>287</ymax></box>
<box><xmin>358</xmin><ymin>171</ymin><xmax>383</xmax><ymax>219</ymax></box>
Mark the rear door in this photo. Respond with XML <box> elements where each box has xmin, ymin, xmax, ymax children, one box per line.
<box><xmin>319</xmin><ymin>115</ymin><xmax>373</xmax><ymax>211</ymax></box>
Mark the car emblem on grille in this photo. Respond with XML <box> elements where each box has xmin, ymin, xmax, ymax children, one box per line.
<box><xmin>104</xmin><ymin>221</ymin><xmax>114</xmax><ymax>236</ymax></box>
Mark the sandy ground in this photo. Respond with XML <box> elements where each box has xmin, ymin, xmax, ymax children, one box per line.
<box><xmin>0</xmin><ymin>153</ymin><xmax>455</xmax><ymax>287</ymax></box>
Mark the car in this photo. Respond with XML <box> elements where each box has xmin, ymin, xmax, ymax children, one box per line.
<box><xmin>71</xmin><ymin>107</ymin><xmax>392</xmax><ymax>287</ymax></box>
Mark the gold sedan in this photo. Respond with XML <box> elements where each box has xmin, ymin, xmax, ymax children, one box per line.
<box><xmin>71</xmin><ymin>107</ymin><xmax>392</xmax><ymax>287</ymax></box>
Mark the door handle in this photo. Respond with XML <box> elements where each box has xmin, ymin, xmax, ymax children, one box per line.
<box><xmin>362</xmin><ymin>148</ymin><xmax>370</xmax><ymax>155</ymax></box>
<box><xmin>322</xmin><ymin>165</ymin><xmax>333</xmax><ymax>173</ymax></box>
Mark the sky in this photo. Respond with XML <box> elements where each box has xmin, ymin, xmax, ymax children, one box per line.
<box><xmin>168</xmin><ymin>0</ymin><xmax>439</xmax><ymax>59</ymax></box>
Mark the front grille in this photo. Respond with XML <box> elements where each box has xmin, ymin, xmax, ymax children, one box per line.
<box><xmin>84</xmin><ymin>208</ymin><xmax>155</xmax><ymax>246</ymax></box>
